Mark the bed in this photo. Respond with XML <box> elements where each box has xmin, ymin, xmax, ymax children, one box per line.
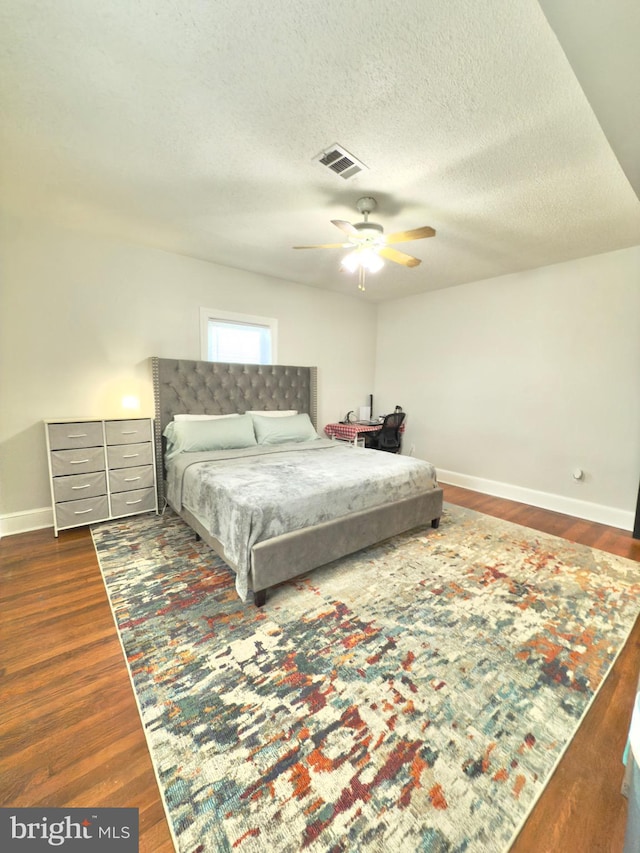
<box><xmin>152</xmin><ymin>357</ymin><xmax>443</xmax><ymax>606</ymax></box>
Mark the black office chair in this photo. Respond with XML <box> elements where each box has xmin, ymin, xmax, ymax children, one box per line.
<box><xmin>364</xmin><ymin>412</ymin><xmax>405</xmax><ymax>453</ymax></box>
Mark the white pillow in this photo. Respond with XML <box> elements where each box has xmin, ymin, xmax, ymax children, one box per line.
<box><xmin>245</xmin><ymin>410</ymin><xmax>298</xmax><ymax>418</ymax></box>
<box><xmin>174</xmin><ymin>413</ymin><xmax>240</xmax><ymax>421</ymax></box>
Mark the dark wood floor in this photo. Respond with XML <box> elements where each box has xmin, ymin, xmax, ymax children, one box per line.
<box><xmin>1</xmin><ymin>485</ymin><xmax>639</xmax><ymax>853</ymax></box>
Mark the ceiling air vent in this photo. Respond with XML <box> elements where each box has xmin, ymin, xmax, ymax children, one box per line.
<box><xmin>314</xmin><ymin>144</ymin><xmax>368</xmax><ymax>180</ymax></box>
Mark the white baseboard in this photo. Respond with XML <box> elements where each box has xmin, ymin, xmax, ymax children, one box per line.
<box><xmin>1</xmin><ymin>507</ymin><xmax>53</xmax><ymax>537</ymax></box>
<box><xmin>437</xmin><ymin>469</ymin><xmax>635</xmax><ymax>532</ymax></box>
<box><xmin>1</xmin><ymin>480</ymin><xmax>635</xmax><ymax>537</ymax></box>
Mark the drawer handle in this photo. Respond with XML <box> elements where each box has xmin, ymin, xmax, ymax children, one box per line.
<box><xmin>126</xmin><ymin>498</ymin><xmax>143</xmax><ymax>505</ymax></box>
<box><xmin>74</xmin><ymin>508</ymin><xmax>94</xmax><ymax>515</ymax></box>
<box><xmin>123</xmin><ymin>453</ymin><xmax>139</xmax><ymax>458</ymax></box>
<box><xmin>124</xmin><ymin>476</ymin><xmax>141</xmax><ymax>482</ymax></box>
<box><xmin>121</xmin><ymin>430</ymin><xmax>138</xmax><ymax>435</ymax></box>
<box><xmin>72</xmin><ymin>484</ymin><xmax>91</xmax><ymax>490</ymax></box>
<box><xmin>69</xmin><ymin>459</ymin><xmax>90</xmax><ymax>464</ymax></box>
<box><xmin>67</xmin><ymin>433</ymin><xmax>88</xmax><ymax>438</ymax></box>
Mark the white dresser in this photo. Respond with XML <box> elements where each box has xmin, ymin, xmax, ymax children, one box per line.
<box><xmin>44</xmin><ymin>417</ymin><xmax>158</xmax><ymax>536</ymax></box>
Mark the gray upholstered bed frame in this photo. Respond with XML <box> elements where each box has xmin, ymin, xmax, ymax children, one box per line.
<box><xmin>152</xmin><ymin>356</ymin><xmax>443</xmax><ymax>606</ymax></box>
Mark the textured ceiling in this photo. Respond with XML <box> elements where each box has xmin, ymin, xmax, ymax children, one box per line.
<box><xmin>1</xmin><ymin>0</ymin><xmax>639</xmax><ymax>302</ymax></box>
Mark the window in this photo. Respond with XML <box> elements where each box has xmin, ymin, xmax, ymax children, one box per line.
<box><xmin>200</xmin><ymin>308</ymin><xmax>278</xmax><ymax>364</ymax></box>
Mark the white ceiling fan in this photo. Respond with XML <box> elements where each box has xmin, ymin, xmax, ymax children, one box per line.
<box><xmin>294</xmin><ymin>197</ymin><xmax>436</xmax><ymax>290</ymax></box>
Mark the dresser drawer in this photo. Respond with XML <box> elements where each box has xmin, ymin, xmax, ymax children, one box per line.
<box><xmin>107</xmin><ymin>442</ymin><xmax>153</xmax><ymax>469</ymax></box>
<box><xmin>110</xmin><ymin>486</ymin><xmax>156</xmax><ymax>517</ymax></box>
<box><xmin>55</xmin><ymin>495</ymin><xmax>110</xmax><ymax>529</ymax></box>
<box><xmin>51</xmin><ymin>446</ymin><xmax>106</xmax><ymax>476</ymax></box>
<box><xmin>109</xmin><ymin>464</ymin><xmax>155</xmax><ymax>493</ymax></box>
<box><xmin>105</xmin><ymin>419</ymin><xmax>152</xmax><ymax>445</ymax></box>
<box><xmin>53</xmin><ymin>471</ymin><xmax>107</xmax><ymax>503</ymax></box>
<box><xmin>48</xmin><ymin>421</ymin><xmax>104</xmax><ymax>450</ymax></box>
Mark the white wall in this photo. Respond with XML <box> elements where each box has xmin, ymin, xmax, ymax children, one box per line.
<box><xmin>3</xmin><ymin>212</ymin><xmax>637</xmax><ymax>535</ymax></box>
<box><xmin>0</xmin><ymin>213</ymin><xmax>377</xmax><ymax>533</ymax></box>
<box><xmin>375</xmin><ymin>246</ymin><xmax>640</xmax><ymax>529</ymax></box>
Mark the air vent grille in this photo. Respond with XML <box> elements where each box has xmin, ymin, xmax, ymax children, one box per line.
<box><xmin>314</xmin><ymin>144</ymin><xmax>368</xmax><ymax>180</ymax></box>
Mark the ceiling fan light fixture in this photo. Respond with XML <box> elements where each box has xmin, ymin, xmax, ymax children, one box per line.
<box><xmin>361</xmin><ymin>248</ymin><xmax>384</xmax><ymax>273</ymax></box>
<box><xmin>340</xmin><ymin>250</ymin><xmax>361</xmax><ymax>273</ymax></box>
<box><xmin>340</xmin><ymin>247</ymin><xmax>384</xmax><ymax>274</ymax></box>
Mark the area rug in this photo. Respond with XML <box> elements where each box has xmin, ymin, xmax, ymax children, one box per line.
<box><xmin>91</xmin><ymin>505</ymin><xmax>640</xmax><ymax>852</ymax></box>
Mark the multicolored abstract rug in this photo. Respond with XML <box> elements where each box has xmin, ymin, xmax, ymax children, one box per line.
<box><xmin>91</xmin><ymin>505</ymin><xmax>640</xmax><ymax>852</ymax></box>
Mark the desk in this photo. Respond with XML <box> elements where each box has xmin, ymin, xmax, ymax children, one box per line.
<box><xmin>325</xmin><ymin>421</ymin><xmax>406</xmax><ymax>448</ymax></box>
<box><xmin>324</xmin><ymin>422</ymin><xmax>382</xmax><ymax>446</ymax></box>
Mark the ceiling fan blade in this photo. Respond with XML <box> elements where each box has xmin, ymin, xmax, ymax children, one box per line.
<box><xmin>385</xmin><ymin>225</ymin><xmax>436</xmax><ymax>243</ymax></box>
<box><xmin>331</xmin><ymin>219</ymin><xmax>359</xmax><ymax>235</ymax></box>
<box><xmin>378</xmin><ymin>246</ymin><xmax>422</xmax><ymax>267</ymax></box>
<box><xmin>293</xmin><ymin>242</ymin><xmax>350</xmax><ymax>250</ymax></box>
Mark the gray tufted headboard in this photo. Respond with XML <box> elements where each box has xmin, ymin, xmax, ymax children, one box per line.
<box><xmin>151</xmin><ymin>357</ymin><xmax>318</xmax><ymax>501</ymax></box>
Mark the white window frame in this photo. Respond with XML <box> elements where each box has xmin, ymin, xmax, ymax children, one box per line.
<box><xmin>199</xmin><ymin>308</ymin><xmax>278</xmax><ymax>364</ymax></box>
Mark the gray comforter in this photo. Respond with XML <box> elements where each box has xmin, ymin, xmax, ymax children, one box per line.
<box><xmin>166</xmin><ymin>439</ymin><xmax>438</xmax><ymax>601</ymax></box>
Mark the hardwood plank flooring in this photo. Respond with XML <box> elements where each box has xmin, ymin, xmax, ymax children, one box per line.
<box><xmin>1</xmin><ymin>488</ymin><xmax>639</xmax><ymax>852</ymax></box>
<box><xmin>0</xmin><ymin>527</ymin><xmax>175</xmax><ymax>853</ymax></box>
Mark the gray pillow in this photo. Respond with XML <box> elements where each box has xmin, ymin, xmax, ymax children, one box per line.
<box><xmin>251</xmin><ymin>413</ymin><xmax>319</xmax><ymax>445</ymax></box>
<box><xmin>164</xmin><ymin>414</ymin><xmax>257</xmax><ymax>459</ymax></box>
